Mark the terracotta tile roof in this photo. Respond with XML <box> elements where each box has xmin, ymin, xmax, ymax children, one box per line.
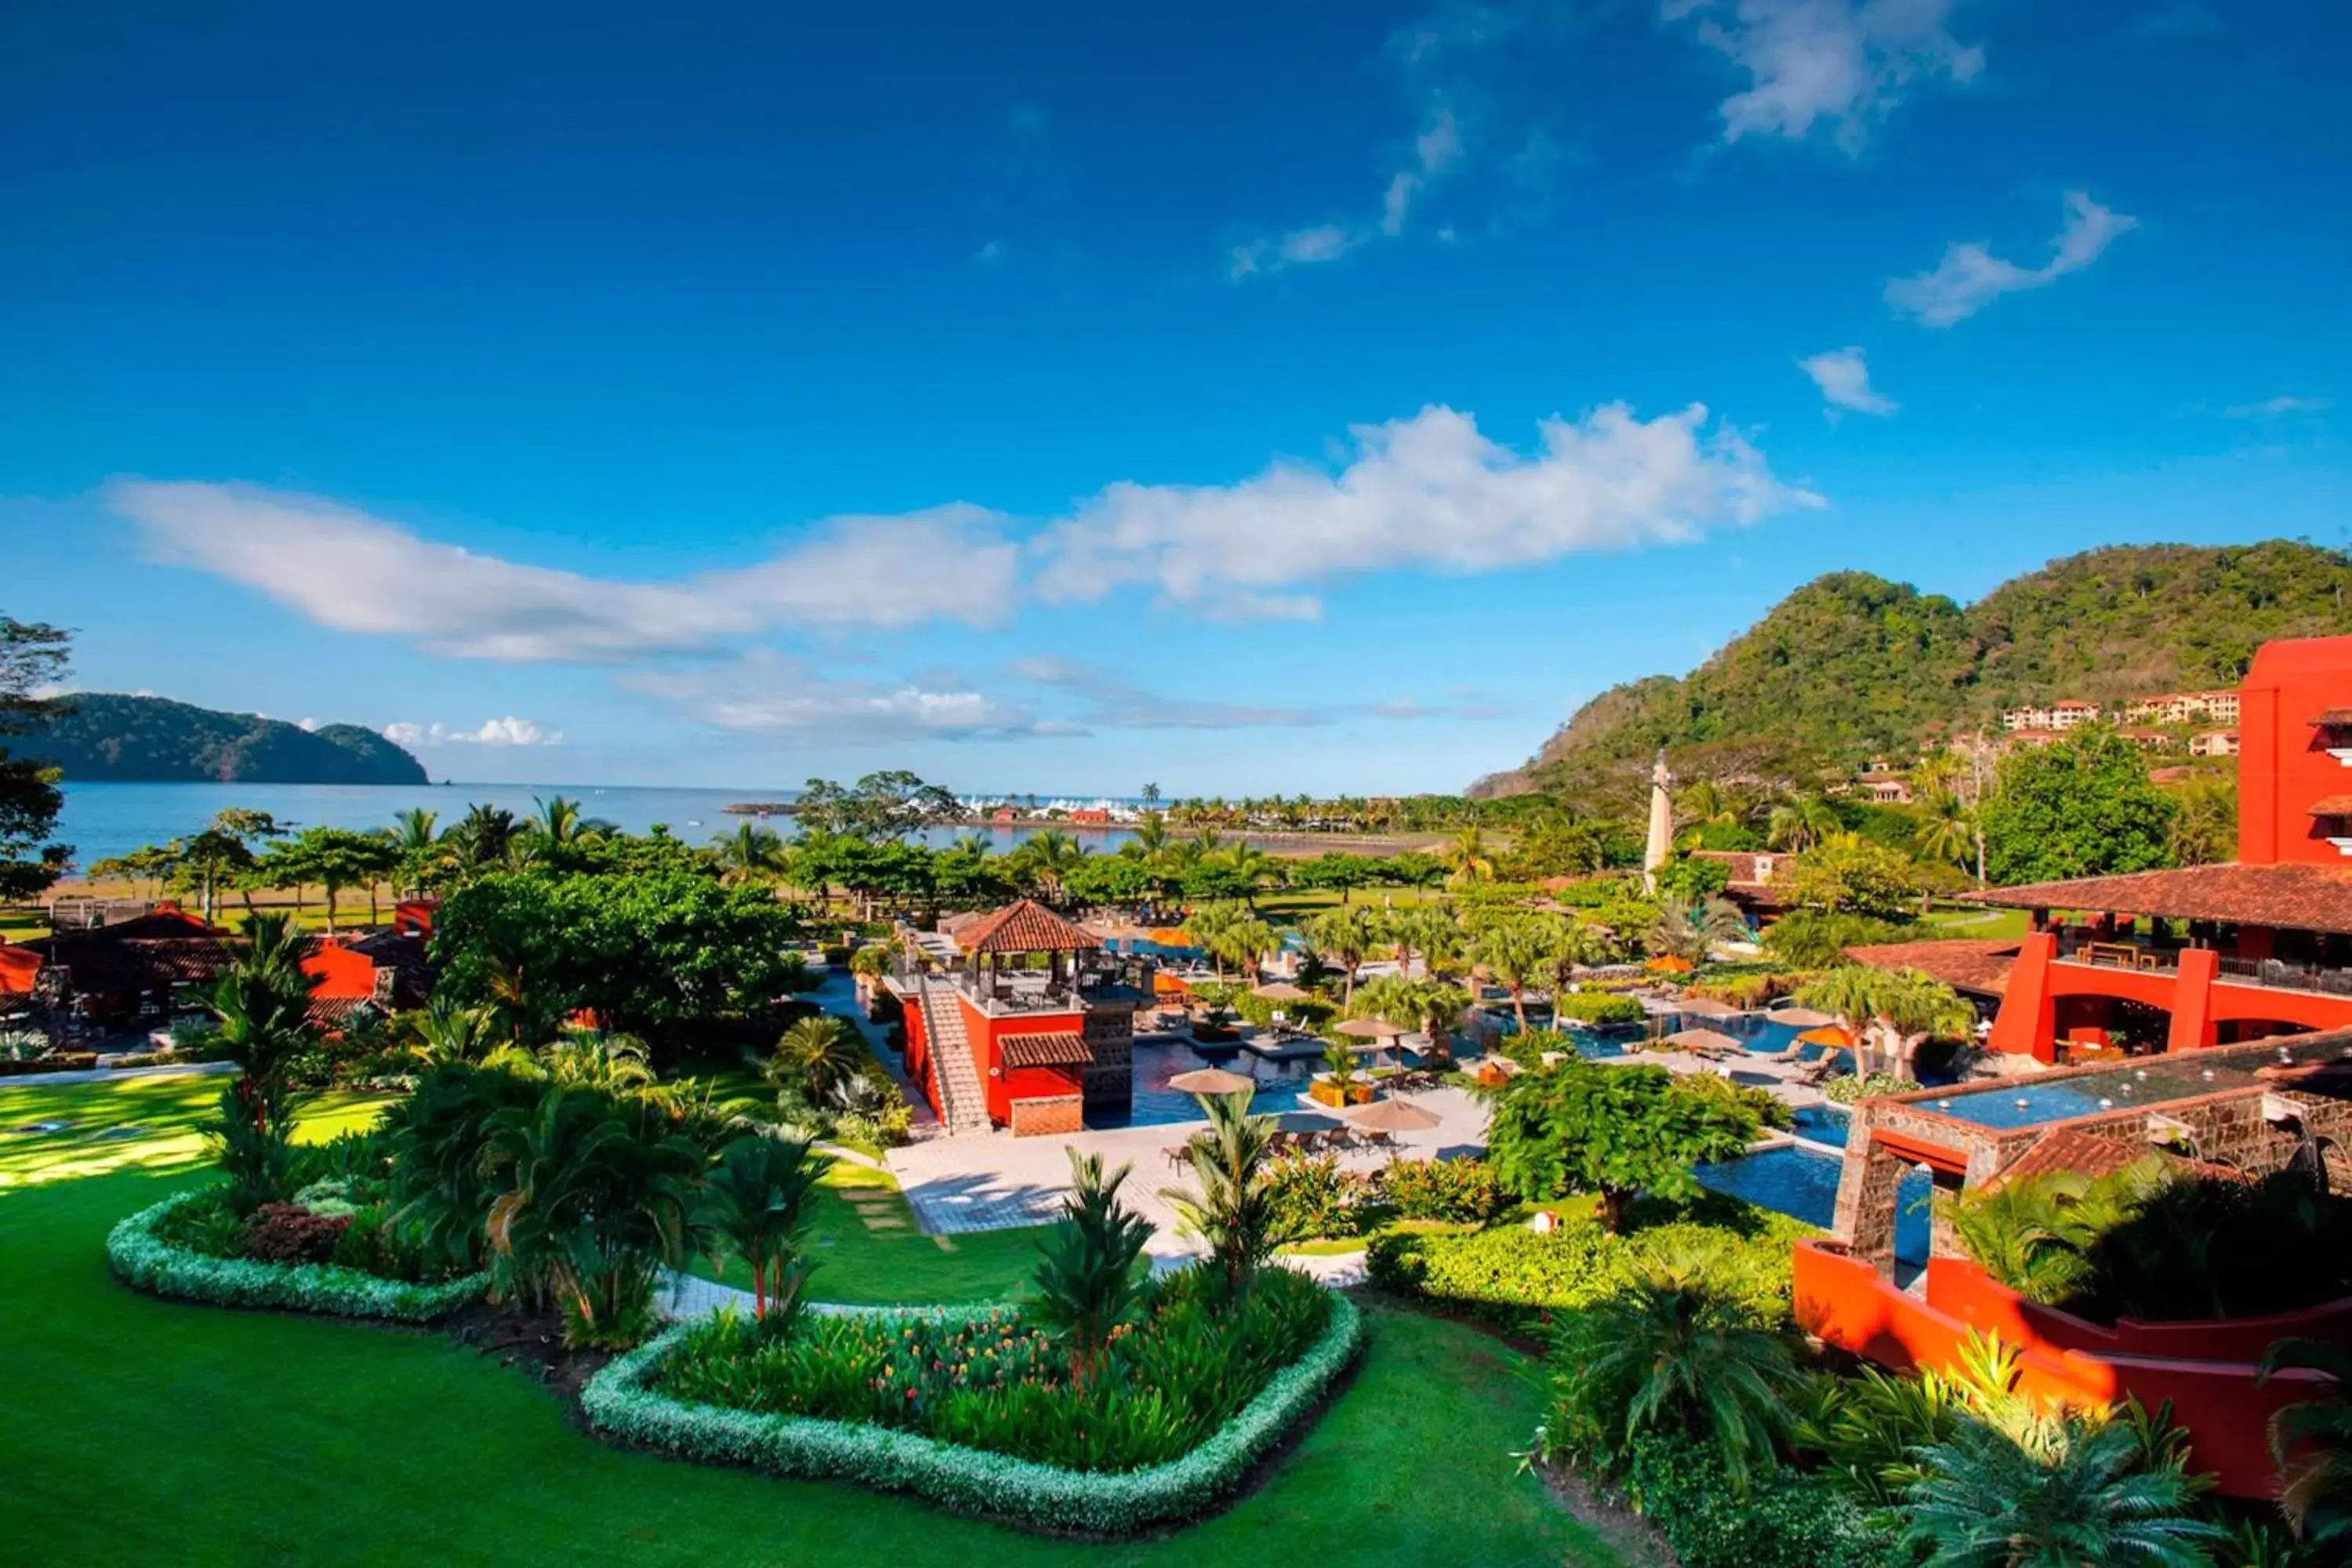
<box><xmin>998</xmin><ymin>1030</ymin><xmax>1093</xmax><ymax>1069</ymax></box>
<box><xmin>1965</xmin><ymin>863</ymin><xmax>2352</xmax><ymax>938</ymax></box>
<box><xmin>1846</xmin><ymin>938</ymin><xmax>2021</xmax><ymax>997</ymax></box>
<box><xmin>1986</xmin><ymin>1127</ymin><xmax>2242</xmax><ymax>1191</ymax></box>
<box><xmin>307</xmin><ymin>996</ymin><xmax>379</xmax><ymax>1031</ymax></box>
<box><xmin>2310</xmin><ymin>708</ymin><xmax>2352</xmax><ymax>727</ymax></box>
<box><xmin>26</xmin><ymin>913</ymin><xmax>233</xmax><ymax>996</ymax></box>
<box><xmin>956</xmin><ymin>898</ymin><xmax>1102</xmax><ymax>955</ymax></box>
<box><xmin>2310</xmin><ymin>797</ymin><xmax>2352</xmax><ymax>818</ymax></box>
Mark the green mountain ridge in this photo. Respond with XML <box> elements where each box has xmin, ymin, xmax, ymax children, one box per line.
<box><xmin>20</xmin><ymin>693</ymin><xmax>430</xmax><ymax>785</ymax></box>
<box><xmin>1475</xmin><ymin>541</ymin><xmax>2352</xmax><ymax>798</ymax></box>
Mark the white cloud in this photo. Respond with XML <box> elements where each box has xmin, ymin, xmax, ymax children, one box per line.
<box><xmin>621</xmin><ymin>653</ymin><xmax>1071</xmax><ymax>744</ymax></box>
<box><xmin>1668</xmin><ymin>0</ymin><xmax>1984</xmax><ymax>153</ymax></box>
<box><xmin>112</xmin><ymin>481</ymin><xmax>1022</xmax><ymax>661</ymax></box>
<box><xmin>1886</xmin><ymin>191</ymin><xmax>2136</xmax><ymax>327</ymax></box>
<box><xmin>1234</xmin><ymin>93</ymin><xmax>1468</xmax><ymax>278</ymax></box>
<box><xmin>296</xmin><ymin>717</ymin><xmax>319</xmax><ymax>731</ymax></box>
<box><xmin>1033</xmin><ymin>402</ymin><xmax>1820</xmax><ymax>617</ymax></box>
<box><xmin>2222</xmin><ymin>395</ymin><xmax>2332</xmax><ymax>419</ymax></box>
<box><xmin>1011</xmin><ymin>658</ymin><xmax>1327</xmax><ymax>730</ymax></box>
<box><xmin>1798</xmin><ymin>346</ymin><xmax>1898</xmax><ymax>416</ymax></box>
<box><xmin>383</xmin><ymin>717</ymin><xmax>564</xmax><ymax>747</ymax></box>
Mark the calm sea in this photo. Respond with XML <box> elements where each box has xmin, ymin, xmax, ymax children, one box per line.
<box><xmin>52</xmin><ymin>781</ymin><xmax>1149</xmax><ymax>871</ymax></box>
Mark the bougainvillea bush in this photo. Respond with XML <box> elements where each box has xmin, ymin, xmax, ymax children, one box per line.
<box><xmin>655</xmin><ymin>1264</ymin><xmax>1331</xmax><ymax>1472</ymax></box>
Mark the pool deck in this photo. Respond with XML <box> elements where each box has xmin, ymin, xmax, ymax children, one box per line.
<box><xmin>883</xmin><ymin>1083</ymin><xmax>1493</xmax><ymax>1262</ymax></box>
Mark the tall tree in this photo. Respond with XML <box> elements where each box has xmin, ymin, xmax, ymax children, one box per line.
<box><xmin>1980</xmin><ymin>728</ymin><xmax>2178</xmax><ymax>886</ymax></box>
<box><xmin>1485</xmin><ymin>1059</ymin><xmax>1759</xmax><ymax>1232</ymax></box>
<box><xmin>1471</xmin><ymin>915</ymin><xmax>1564</xmax><ymax>1034</ymax></box>
<box><xmin>0</xmin><ymin>615</ymin><xmax>71</xmax><ymax>900</ymax></box>
<box><xmin>1305</xmin><ymin>906</ymin><xmax>1384</xmax><ymax>1004</ymax></box>
<box><xmin>709</xmin><ymin>821</ymin><xmax>787</xmax><ymax>886</ymax></box>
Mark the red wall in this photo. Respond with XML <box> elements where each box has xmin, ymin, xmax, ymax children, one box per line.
<box><xmin>2240</xmin><ymin>635</ymin><xmax>2352</xmax><ymax>866</ymax></box>
<box><xmin>0</xmin><ymin>944</ymin><xmax>38</xmax><ymax>994</ymax></box>
<box><xmin>1990</xmin><ymin>931</ymin><xmax>2352</xmax><ymax>1061</ymax></box>
<box><xmin>1796</xmin><ymin>1243</ymin><xmax>2336</xmax><ymax>1497</ymax></box>
<box><xmin>301</xmin><ymin>941</ymin><xmax>378</xmax><ymax>1000</ymax></box>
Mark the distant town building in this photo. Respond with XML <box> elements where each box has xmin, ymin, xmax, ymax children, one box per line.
<box><xmin>1864</xmin><ymin>776</ymin><xmax>1913</xmax><ymax>804</ymax></box>
<box><xmin>2123</xmin><ymin>689</ymin><xmax>2242</xmax><ymax>728</ymax></box>
<box><xmin>2189</xmin><ymin>729</ymin><xmax>2240</xmax><ymax>758</ymax></box>
<box><xmin>2001</xmin><ymin>699</ymin><xmax>2103</xmax><ymax>731</ymax></box>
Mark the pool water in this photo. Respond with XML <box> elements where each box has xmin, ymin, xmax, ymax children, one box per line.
<box><xmin>1088</xmin><ymin>1039</ymin><xmax>1312</xmax><ymax>1129</ymax></box>
<box><xmin>1789</xmin><ymin>1105</ymin><xmax>1850</xmax><ymax>1146</ymax></box>
<box><xmin>1694</xmin><ymin>1145</ymin><xmax>1929</xmax><ymax>1268</ymax></box>
<box><xmin>1923</xmin><ymin>1082</ymin><xmax>2112</xmax><ymax>1130</ymax></box>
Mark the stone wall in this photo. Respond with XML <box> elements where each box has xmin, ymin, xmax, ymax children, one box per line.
<box><xmin>1080</xmin><ymin>1004</ymin><xmax>1135</xmax><ymax>1108</ymax></box>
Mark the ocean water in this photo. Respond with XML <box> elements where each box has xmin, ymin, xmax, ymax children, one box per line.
<box><xmin>49</xmin><ymin>781</ymin><xmax>1155</xmax><ymax>871</ymax></box>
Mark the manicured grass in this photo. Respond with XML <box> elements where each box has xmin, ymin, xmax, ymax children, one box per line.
<box><xmin>1917</xmin><ymin>904</ymin><xmax>2029</xmax><ymax>939</ymax></box>
<box><xmin>2</xmin><ymin>1076</ymin><xmax>1608</xmax><ymax>1566</ymax></box>
<box><xmin>686</xmin><ymin>1160</ymin><xmax>1057</xmax><ymax>1305</ymax></box>
<box><xmin>1250</xmin><ymin>885</ymin><xmax>1448</xmax><ymax>926</ymax></box>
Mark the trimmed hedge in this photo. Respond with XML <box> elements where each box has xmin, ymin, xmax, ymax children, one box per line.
<box><xmin>106</xmin><ymin>1191</ymin><xmax>487</xmax><ymax>1323</ymax></box>
<box><xmin>582</xmin><ymin>1293</ymin><xmax>1367</xmax><ymax>1534</ymax></box>
<box><xmin>1617</xmin><ymin>1433</ymin><xmax>1899</xmax><ymax>1568</ymax></box>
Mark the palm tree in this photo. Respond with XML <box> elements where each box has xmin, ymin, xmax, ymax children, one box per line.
<box><xmin>695</xmin><ymin>1131</ymin><xmax>832</xmax><ymax>1319</ymax></box>
<box><xmin>209</xmin><ymin>913</ymin><xmax>319</xmax><ymax>1109</ymax></box>
<box><xmin>1120</xmin><ymin>811</ymin><xmax>1171</xmax><ymax>862</ymax></box>
<box><xmin>1900</xmin><ymin>1413</ymin><xmax>2227</xmax><ymax>1567</ymax></box>
<box><xmin>1160</xmin><ymin>1091</ymin><xmax>1279</xmax><ymax>1298</ymax></box>
<box><xmin>1392</xmin><ymin>904</ymin><xmax>1464</xmax><ymax>979</ymax></box>
<box><xmin>1015</xmin><ymin>829</ymin><xmax>1089</xmax><ymax>903</ymax></box>
<box><xmin>1915</xmin><ymin>788</ymin><xmax>1980</xmax><ymax>880</ymax></box>
<box><xmin>1797</xmin><ymin>965</ymin><xmax>1976</xmax><ymax>1078</ymax></box>
<box><xmin>1306</xmin><ymin>906</ymin><xmax>1384</xmax><ymax>1004</ymax></box>
<box><xmin>1766</xmin><ymin>794</ymin><xmax>1843</xmax><ymax>853</ymax></box>
<box><xmin>524</xmin><ymin>794</ymin><xmax>616</xmax><ymax>851</ymax></box>
<box><xmin>1220</xmin><ymin>843</ymin><xmax>1278</xmax><ymax>906</ymax></box>
<box><xmin>1472</xmin><ymin>916</ymin><xmax>1564</xmax><ymax>1034</ymax></box>
<box><xmin>710</xmin><ymin>822</ymin><xmax>788</xmax><ymax>886</ymax></box>
<box><xmin>1440</xmin><ymin>826</ymin><xmax>1496</xmax><ymax>888</ymax></box>
<box><xmin>1547</xmin><ymin>1248</ymin><xmax>1798</xmax><ymax>1491</ymax></box>
<box><xmin>769</xmin><ymin>1014</ymin><xmax>870</xmax><ymax>1102</ymax></box>
<box><xmin>1029</xmin><ymin>1150</ymin><xmax>1153</xmax><ymax>1387</ymax></box>
<box><xmin>1182</xmin><ymin>902</ymin><xmax>1246</xmax><ymax>982</ymax></box>
<box><xmin>1648</xmin><ymin>897</ymin><xmax>1747</xmax><ymax>964</ymax></box>
<box><xmin>1221</xmin><ymin>916</ymin><xmax>1278</xmax><ymax>985</ymax></box>
<box><xmin>450</xmin><ymin>804</ymin><xmax>523</xmax><ymax>872</ymax></box>
<box><xmin>407</xmin><ymin>995</ymin><xmax>496</xmax><ymax>1067</ymax></box>
<box><xmin>390</xmin><ymin>808</ymin><xmax>442</xmax><ymax>897</ymax></box>
<box><xmin>2263</xmin><ymin>1338</ymin><xmax>2352</xmax><ymax>1550</ymax></box>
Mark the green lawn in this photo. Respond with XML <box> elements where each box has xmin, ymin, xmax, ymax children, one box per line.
<box><xmin>1</xmin><ymin>1074</ymin><xmax>1608</xmax><ymax>1567</ymax></box>
<box><xmin>1916</xmin><ymin>904</ymin><xmax>2029</xmax><ymax>939</ymax></box>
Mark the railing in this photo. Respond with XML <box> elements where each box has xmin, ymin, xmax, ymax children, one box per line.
<box><xmin>2053</xmin><ymin>933</ymin><xmax>2352</xmax><ymax>999</ymax></box>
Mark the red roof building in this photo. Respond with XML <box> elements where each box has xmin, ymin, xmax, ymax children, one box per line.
<box><xmin>1965</xmin><ymin>636</ymin><xmax>2352</xmax><ymax>1063</ymax></box>
<box><xmin>0</xmin><ymin>907</ymin><xmax>231</xmax><ymax>1028</ymax></box>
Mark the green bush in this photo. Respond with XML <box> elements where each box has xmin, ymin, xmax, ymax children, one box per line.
<box><xmin>1374</xmin><ymin>1158</ymin><xmax>1511</xmax><ymax>1224</ymax></box>
<box><xmin>1264</xmin><ymin>1152</ymin><xmax>1374</xmax><ymax>1242</ymax></box>
<box><xmin>1552</xmin><ymin>993</ymin><xmax>1645</xmax><ymax>1028</ymax></box>
<box><xmin>1617</xmin><ymin>1434</ymin><xmax>1898</xmax><ymax>1568</ymax></box>
<box><xmin>1823</xmin><ymin>1072</ymin><xmax>1918</xmax><ymax>1106</ymax></box>
<box><xmin>1366</xmin><ymin>1207</ymin><xmax>1811</xmax><ymax>1330</ymax></box>
<box><xmin>107</xmin><ymin>1190</ymin><xmax>486</xmax><ymax>1322</ymax></box>
<box><xmin>584</xmin><ymin>1289</ymin><xmax>1366</xmax><ymax>1534</ymax></box>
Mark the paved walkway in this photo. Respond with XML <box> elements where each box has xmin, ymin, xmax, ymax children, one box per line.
<box><xmin>884</xmin><ymin>1083</ymin><xmax>1490</xmax><ymax>1263</ymax></box>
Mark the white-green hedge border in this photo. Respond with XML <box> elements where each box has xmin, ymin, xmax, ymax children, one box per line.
<box><xmin>106</xmin><ymin>1190</ymin><xmax>487</xmax><ymax>1323</ymax></box>
<box><xmin>583</xmin><ymin>1291</ymin><xmax>1366</xmax><ymax>1534</ymax></box>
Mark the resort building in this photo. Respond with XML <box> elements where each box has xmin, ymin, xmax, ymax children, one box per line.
<box><xmin>1689</xmin><ymin>849</ymin><xmax>1790</xmax><ymax>922</ymax></box>
<box><xmin>1965</xmin><ymin>636</ymin><xmax>2352</xmax><ymax>1065</ymax></box>
<box><xmin>887</xmin><ymin>898</ymin><xmax>1153</xmax><ymax>1137</ymax></box>
<box><xmin>2000</xmin><ymin>699</ymin><xmax>2102</xmax><ymax>732</ymax></box>
<box><xmin>300</xmin><ymin>929</ymin><xmax>434</xmax><ymax>1027</ymax></box>
<box><xmin>2190</xmin><ymin>728</ymin><xmax>2240</xmax><ymax>758</ymax></box>
<box><xmin>2123</xmin><ymin>688</ymin><xmax>2243</xmax><ymax>728</ymax></box>
<box><xmin>1803</xmin><ymin>1031</ymin><xmax>2352</xmax><ymax>1494</ymax></box>
<box><xmin>0</xmin><ymin>905</ymin><xmax>230</xmax><ymax>1036</ymax></box>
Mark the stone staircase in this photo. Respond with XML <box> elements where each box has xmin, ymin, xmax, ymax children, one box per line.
<box><xmin>916</xmin><ymin>980</ymin><xmax>992</xmax><ymax>1137</ymax></box>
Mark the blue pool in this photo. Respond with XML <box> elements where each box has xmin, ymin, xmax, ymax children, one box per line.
<box><xmin>1694</xmin><ymin>1145</ymin><xmax>1929</xmax><ymax>1269</ymax></box>
<box><xmin>1789</xmin><ymin>1105</ymin><xmax>1851</xmax><ymax>1146</ymax></box>
<box><xmin>1088</xmin><ymin>1039</ymin><xmax>1311</xmax><ymax>1129</ymax></box>
<box><xmin>1924</xmin><ymin>1082</ymin><xmax>2112</xmax><ymax>1130</ymax></box>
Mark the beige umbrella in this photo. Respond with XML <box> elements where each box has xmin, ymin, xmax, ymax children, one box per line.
<box><xmin>1336</xmin><ymin>1017</ymin><xmax>1407</xmax><ymax>1040</ymax></box>
<box><xmin>1167</xmin><ymin>1067</ymin><xmax>1255</xmax><ymax>1097</ymax></box>
<box><xmin>1769</xmin><ymin>1007</ymin><xmax>1838</xmax><ymax>1029</ymax></box>
<box><xmin>1251</xmin><ymin>981</ymin><xmax>1314</xmax><ymax>1003</ymax></box>
<box><xmin>1664</xmin><ymin>1027</ymin><xmax>1745</xmax><ymax>1055</ymax></box>
<box><xmin>1674</xmin><ymin>996</ymin><xmax>1745</xmax><ymax>1018</ymax></box>
<box><xmin>1347</xmin><ymin>1098</ymin><xmax>1441</xmax><ymax>1134</ymax></box>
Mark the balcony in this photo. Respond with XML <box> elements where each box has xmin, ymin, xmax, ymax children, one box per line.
<box><xmin>2053</xmin><ymin>932</ymin><xmax>2352</xmax><ymax>1000</ymax></box>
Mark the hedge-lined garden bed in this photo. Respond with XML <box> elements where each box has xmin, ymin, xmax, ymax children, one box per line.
<box><xmin>583</xmin><ymin>1287</ymin><xmax>1367</xmax><ymax>1534</ymax></box>
<box><xmin>106</xmin><ymin>1190</ymin><xmax>487</xmax><ymax>1323</ymax></box>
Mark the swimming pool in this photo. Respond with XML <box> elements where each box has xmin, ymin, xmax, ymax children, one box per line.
<box><xmin>1789</xmin><ymin>1104</ymin><xmax>1850</xmax><ymax>1147</ymax></box>
<box><xmin>1087</xmin><ymin>1038</ymin><xmax>1312</xmax><ymax>1129</ymax></box>
<box><xmin>1694</xmin><ymin>1145</ymin><xmax>1928</xmax><ymax>1268</ymax></box>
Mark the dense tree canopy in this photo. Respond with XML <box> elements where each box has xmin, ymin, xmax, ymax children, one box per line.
<box><xmin>0</xmin><ymin>615</ymin><xmax>71</xmax><ymax>898</ymax></box>
<box><xmin>1484</xmin><ymin>1061</ymin><xmax>1761</xmax><ymax>1232</ymax></box>
<box><xmin>1980</xmin><ymin>730</ymin><xmax>2177</xmax><ymax>886</ymax></box>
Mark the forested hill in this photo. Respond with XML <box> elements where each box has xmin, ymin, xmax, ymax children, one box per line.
<box><xmin>17</xmin><ymin>694</ymin><xmax>429</xmax><ymax>784</ymax></box>
<box><xmin>1475</xmin><ymin>542</ymin><xmax>2352</xmax><ymax>797</ymax></box>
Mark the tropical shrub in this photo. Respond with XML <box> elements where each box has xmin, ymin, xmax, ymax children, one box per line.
<box><xmin>1264</xmin><ymin>1151</ymin><xmax>1374</xmax><ymax>1243</ymax></box>
<box><xmin>1374</xmin><ymin>1157</ymin><xmax>1511</xmax><ymax>1225</ymax></box>
<box><xmin>1484</xmin><ymin>1059</ymin><xmax>1761</xmax><ymax>1231</ymax></box>
<box><xmin>2263</xmin><ymin>1338</ymin><xmax>2352</xmax><ymax>1552</ymax></box>
<box><xmin>236</xmin><ymin>1201</ymin><xmax>350</xmax><ymax>1265</ymax></box>
<box><xmin>1823</xmin><ymin>1071</ymin><xmax>1919</xmax><ymax>1105</ymax></box>
<box><xmin>1032</xmin><ymin>1151</ymin><xmax>1154</xmax><ymax>1383</ymax></box>
<box><xmin>1160</xmin><ymin>1091</ymin><xmax>1280</xmax><ymax>1298</ymax></box>
<box><xmin>583</xmin><ymin>1287</ymin><xmax>1363</xmax><ymax>1534</ymax></box>
<box><xmin>1763</xmin><ymin>909</ymin><xmax>1911</xmax><ymax>970</ymax></box>
<box><xmin>107</xmin><ymin>1191</ymin><xmax>486</xmax><ymax>1321</ymax></box>
<box><xmin>1613</xmin><ymin>1433</ymin><xmax>1896</xmax><ymax>1568</ymax></box>
<box><xmin>1552</xmin><ymin>992</ymin><xmax>1645</xmax><ymax>1028</ymax></box>
<box><xmin>695</xmin><ymin>1131</ymin><xmax>830</xmax><ymax>1321</ymax></box>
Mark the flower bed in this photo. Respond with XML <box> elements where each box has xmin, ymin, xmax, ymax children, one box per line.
<box><xmin>582</xmin><ymin>1289</ymin><xmax>1366</xmax><ymax>1534</ymax></box>
<box><xmin>106</xmin><ymin>1190</ymin><xmax>487</xmax><ymax>1323</ymax></box>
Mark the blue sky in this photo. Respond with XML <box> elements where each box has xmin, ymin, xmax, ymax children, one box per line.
<box><xmin>3</xmin><ymin>0</ymin><xmax>2346</xmax><ymax>797</ymax></box>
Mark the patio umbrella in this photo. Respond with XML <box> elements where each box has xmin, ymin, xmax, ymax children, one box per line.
<box><xmin>1335</xmin><ymin>1017</ymin><xmax>1407</xmax><ymax>1040</ymax></box>
<box><xmin>1770</xmin><ymin>1007</ymin><xmax>1838</xmax><ymax>1029</ymax></box>
<box><xmin>1167</xmin><ymin>1067</ymin><xmax>1255</xmax><ymax>1097</ymax></box>
<box><xmin>1274</xmin><ymin>1109</ymin><xmax>1345</xmax><ymax>1134</ymax></box>
<box><xmin>1798</xmin><ymin>1024</ymin><xmax>1857</xmax><ymax>1049</ymax></box>
<box><xmin>1251</xmin><ymin>981</ymin><xmax>1313</xmax><ymax>1003</ymax></box>
<box><xmin>1663</xmin><ymin>1027</ymin><xmax>1745</xmax><ymax>1054</ymax></box>
<box><xmin>1673</xmin><ymin>996</ymin><xmax>1744</xmax><ymax>1018</ymax></box>
<box><xmin>1347</xmin><ymin>1098</ymin><xmax>1441</xmax><ymax>1134</ymax></box>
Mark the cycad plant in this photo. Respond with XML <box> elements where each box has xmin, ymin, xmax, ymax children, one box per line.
<box><xmin>205</xmin><ymin>913</ymin><xmax>321</xmax><ymax>1207</ymax></box>
<box><xmin>482</xmin><ymin>1084</ymin><xmax>706</xmax><ymax>1346</ymax></box>
<box><xmin>1900</xmin><ymin>1411</ymin><xmax>2227</xmax><ymax>1567</ymax></box>
<box><xmin>769</xmin><ymin>1014</ymin><xmax>869</xmax><ymax>1102</ymax></box>
<box><xmin>1029</xmin><ymin>1150</ymin><xmax>1153</xmax><ymax>1387</ymax></box>
<box><xmin>2263</xmin><ymin>1337</ymin><xmax>2352</xmax><ymax>1551</ymax></box>
<box><xmin>1543</xmin><ymin>1247</ymin><xmax>1797</xmax><ymax>1491</ymax></box>
<box><xmin>695</xmin><ymin>1132</ymin><xmax>831</xmax><ymax>1324</ymax></box>
<box><xmin>405</xmin><ymin>994</ymin><xmax>496</xmax><ymax>1067</ymax></box>
<box><xmin>1161</xmin><ymin>1089</ymin><xmax>1280</xmax><ymax>1298</ymax></box>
